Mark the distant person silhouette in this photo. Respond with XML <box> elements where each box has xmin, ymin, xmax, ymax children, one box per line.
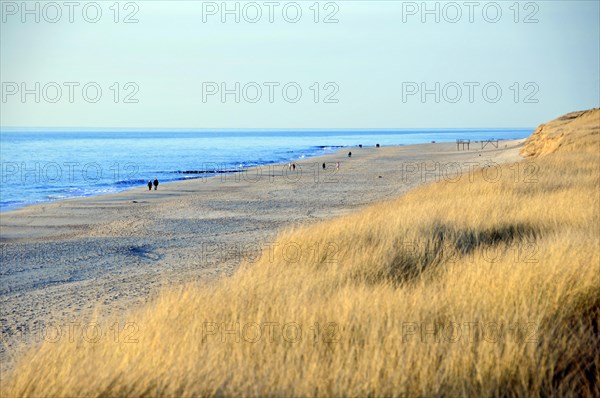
<box><xmin>153</xmin><ymin>178</ymin><xmax>159</xmax><ymax>190</ymax></box>
<box><xmin>147</xmin><ymin>180</ymin><xmax>152</xmax><ymax>191</ymax></box>
<box><xmin>322</xmin><ymin>162</ymin><xmax>326</xmax><ymax>170</ymax></box>
<box><xmin>348</xmin><ymin>152</ymin><xmax>352</xmax><ymax>158</ymax></box>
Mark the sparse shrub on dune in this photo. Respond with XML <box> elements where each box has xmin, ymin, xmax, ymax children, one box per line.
<box><xmin>3</xmin><ymin>110</ymin><xmax>599</xmax><ymax>397</ymax></box>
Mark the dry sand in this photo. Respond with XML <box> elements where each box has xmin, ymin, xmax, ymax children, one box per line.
<box><xmin>0</xmin><ymin>139</ymin><xmax>526</xmax><ymax>367</ymax></box>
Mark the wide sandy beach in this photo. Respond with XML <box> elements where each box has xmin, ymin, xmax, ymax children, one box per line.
<box><xmin>0</xmin><ymin>139</ymin><xmax>525</xmax><ymax>367</ymax></box>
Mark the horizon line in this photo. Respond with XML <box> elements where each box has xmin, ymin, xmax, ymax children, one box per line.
<box><xmin>1</xmin><ymin>127</ymin><xmax>535</xmax><ymax>132</ymax></box>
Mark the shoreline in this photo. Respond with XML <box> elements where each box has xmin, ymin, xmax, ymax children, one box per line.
<box><xmin>0</xmin><ymin>146</ymin><xmax>344</xmax><ymax>214</ymax></box>
<box><xmin>0</xmin><ymin>139</ymin><xmax>526</xmax><ymax>367</ymax></box>
<box><xmin>0</xmin><ymin>146</ymin><xmax>341</xmax><ymax>215</ymax></box>
<box><xmin>0</xmin><ymin>138</ymin><xmax>525</xmax><ymax>215</ymax></box>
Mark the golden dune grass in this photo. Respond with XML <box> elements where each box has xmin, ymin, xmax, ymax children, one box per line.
<box><xmin>3</xmin><ymin>111</ymin><xmax>600</xmax><ymax>397</ymax></box>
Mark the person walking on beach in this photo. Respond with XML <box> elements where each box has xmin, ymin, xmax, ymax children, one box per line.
<box><xmin>336</xmin><ymin>162</ymin><xmax>340</xmax><ymax>171</ymax></box>
<box><xmin>153</xmin><ymin>178</ymin><xmax>159</xmax><ymax>190</ymax></box>
<box><xmin>348</xmin><ymin>151</ymin><xmax>352</xmax><ymax>158</ymax></box>
<box><xmin>147</xmin><ymin>180</ymin><xmax>152</xmax><ymax>191</ymax></box>
<box><xmin>322</xmin><ymin>162</ymin><xmax>326</xmax><ymax>170</ymax></box>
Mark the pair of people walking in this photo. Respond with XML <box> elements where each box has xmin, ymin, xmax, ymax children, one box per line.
<box><xmin>147</xmin><ymin>179</ymin><xmax>159</xmax><ymax>191</ymax></box>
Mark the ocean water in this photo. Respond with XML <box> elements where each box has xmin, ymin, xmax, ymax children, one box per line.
<box><xmin>0</xmin><ymin>129</ymin><xmax>532</xmax><ymax>211</ymax></box>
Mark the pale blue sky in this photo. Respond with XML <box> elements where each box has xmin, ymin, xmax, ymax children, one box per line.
<box><xmin>1</xmin><ymin>0</ymin><xmax>599</xmax><ymax>128</ymax></box>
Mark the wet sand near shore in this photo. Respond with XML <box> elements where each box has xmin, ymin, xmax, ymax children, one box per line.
<box><xmin>0</xmin><ymin>140</ymin><xmax>525</xmax><ymax>368</ymax></box>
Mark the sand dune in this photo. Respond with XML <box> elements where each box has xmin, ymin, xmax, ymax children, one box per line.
<box><xmin>521</xmin><ymin>108</ymin><xmax>599</xmax><ymax>157</ymax></box>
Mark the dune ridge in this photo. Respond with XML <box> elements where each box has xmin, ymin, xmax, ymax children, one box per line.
<box><xmin>520</xmin><ymin>108</ymin><xmax>599</xmax><ymax>157</ymax></box>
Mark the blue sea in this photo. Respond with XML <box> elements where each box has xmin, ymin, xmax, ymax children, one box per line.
<box><xmin>0</xmin><ymin>129</ymin><xmax>532</xmax><ymax>211</ymax></box>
